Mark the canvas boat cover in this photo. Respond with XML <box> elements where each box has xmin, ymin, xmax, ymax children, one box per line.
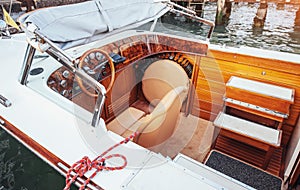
<box><xmin>19</xmin><ymin>0</ymin><xmax>170</xmax><ymax>49</ymax></box>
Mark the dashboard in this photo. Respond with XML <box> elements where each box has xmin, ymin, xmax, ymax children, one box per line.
<box><xmin>46</xmin><ymin>33</ymin><xmax>207</xmax><ymax>101</ymax></box>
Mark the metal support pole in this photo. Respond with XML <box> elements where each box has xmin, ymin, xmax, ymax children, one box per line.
<box><xmin>20</xmin><ymin>44</ymin><xmax>36</xmax><ymax>85</ymax></box>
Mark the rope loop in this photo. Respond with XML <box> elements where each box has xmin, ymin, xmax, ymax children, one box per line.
<box><xmin>64</xmin><ymin>132</ymin><xmax>139</xmax><ymax>190</ymax></box>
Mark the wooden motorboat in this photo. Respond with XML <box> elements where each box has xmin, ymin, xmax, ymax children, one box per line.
<box><xmin>0</xmin><ymin>0</ymin><xmax>299</xmax><ymax>189</ymax></box>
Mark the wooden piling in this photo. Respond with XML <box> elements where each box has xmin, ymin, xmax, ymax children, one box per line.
<box><xmin>215</xmin><ymin>0</ymin><xmax>232</xmax><ymax>25</ymax></box>
<box><xmin>253</xmin><ymin>1</ymin><xmax>268</xmax><ymax>27</ymax></box>
<box><xmin>18</xmin><ymin>0</ymin><xmax>37</xmax><ymax>12</ymax></box>
<box><xmin>295</xmin><ymin>8</ymin><xmax>300</xmax><ymax>26</ymax></box>
<box><xmin>277</xmin><ymin>0</ymin><xmax>285</xmax><ymax>9</ymax></box>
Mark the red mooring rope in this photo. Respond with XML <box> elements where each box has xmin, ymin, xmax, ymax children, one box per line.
<box><xmin>64</xmin><ymin>132</ymin><xmax>139</xmax><ymax>190</ymax></box>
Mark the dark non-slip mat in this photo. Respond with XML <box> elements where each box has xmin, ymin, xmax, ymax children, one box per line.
<box><xmin>205</xmin><ymin>150</ymin><xmax>282</xmax><ymax>190</ymax></box>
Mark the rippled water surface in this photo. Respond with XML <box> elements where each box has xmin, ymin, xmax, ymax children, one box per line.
<box><xmin>1</xmin><ymin>2</ymin><xmax>300</xmax><ymax>190</ymax></box>
<box><xmin>204</xmin><ymin>2</ymin><xmax>300</xmax><ymax>54</ymax></box>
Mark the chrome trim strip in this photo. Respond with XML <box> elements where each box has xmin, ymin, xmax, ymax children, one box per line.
<box><xmin>0</xmin><ymin>94</ymin><xmax>12</xmax><ymax>107</ymax></box>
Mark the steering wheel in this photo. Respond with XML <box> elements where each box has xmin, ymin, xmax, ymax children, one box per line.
<box><xmin>76</xmin><ymin>48</ymin><xmax>115</xmax><ymax>97</ymax></box>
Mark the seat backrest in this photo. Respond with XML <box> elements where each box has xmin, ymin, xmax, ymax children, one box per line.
<box><xmin>133</xmin><ymin>86</ymin><xmax>188</xmax><ymax>148</ymax></box>
<box><xmin>142</xmin><ymin>59</ymin><xmax>189</xmax><ymax>106</ymax></box>
<box><xmin>132</xmin><ymin>59</ymin><xmax>190</xmax><ymax>148</ymax></box>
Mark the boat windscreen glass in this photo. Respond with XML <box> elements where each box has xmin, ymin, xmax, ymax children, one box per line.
<box><xmin>136</xmin><ymin>10</ymin><xmax>213</xmax><ymax>41</ymax></box>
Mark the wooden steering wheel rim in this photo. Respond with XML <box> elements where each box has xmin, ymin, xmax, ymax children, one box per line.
<box><xmin>76</xmin><ymin>48</ymin><xmax>115</xmax><ymax>97</ymax></box>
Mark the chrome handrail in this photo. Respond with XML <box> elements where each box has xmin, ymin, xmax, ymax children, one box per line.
<box><xmin>43</xmin><ymin>46</ymin><xmax>107</xmax><ymax>127</ymax></box>
<box><xmin>20</xmin><ymin>29</ymin><xmax>107</xmax><ymax>127</ymax></box>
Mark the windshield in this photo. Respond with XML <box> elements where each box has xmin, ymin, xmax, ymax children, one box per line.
<box><xmin>137</xmin><ymin>10</ymin><xmax>214</xmax><ymax>41</ymax></box>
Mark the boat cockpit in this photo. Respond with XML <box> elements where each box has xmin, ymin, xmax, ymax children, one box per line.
<box><xmin>19</xmin><ymin>0</ymin><xmax>215</xmax><ymax>157</ymax></box>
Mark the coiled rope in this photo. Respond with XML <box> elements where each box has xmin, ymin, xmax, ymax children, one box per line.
<box><xmin>64</xmin><ymin>132</ymin><xmax>139</xmax><ymax>190</ymax></box>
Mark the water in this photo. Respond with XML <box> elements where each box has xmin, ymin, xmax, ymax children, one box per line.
<box><xmin>0</xmin><ymin>129</ymin><xmax>72</xmax><ymax>190</ymax></box>
<box><xmin>1</xmin><ymin>2</ymin><xmax>300</xmax><ymax>190</ymax></box>
<box><xmin>204</xmin><ymin>2</ymin><xmax>300</xmax><ymax>54</ymax></box>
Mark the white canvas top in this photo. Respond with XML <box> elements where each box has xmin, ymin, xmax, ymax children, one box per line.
<box><xmin>19</xmin><ymin>0</ymin><xmax>169</xmax><ymax>49</ymax></box>
<box><xmin>227</xmin><ymin>76</ymin><xmax>294</xmax><ymax>102</ymax></box>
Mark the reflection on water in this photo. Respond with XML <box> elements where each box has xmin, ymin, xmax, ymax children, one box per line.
<box><xmin>204</xmin><ymin>2</ymin><xmax>300</xmax><ymax>54</ymax></box>
<box><xmin>1</xmin><ymin>2</ymin><xmax>300</xmax><ymax>189</ymax></box>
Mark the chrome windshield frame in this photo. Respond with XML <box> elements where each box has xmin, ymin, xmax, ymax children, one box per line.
<box><xmin>19</xmin><ymin>30</ymin><xmax>107</xmax><ymax>127</ymax></box>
